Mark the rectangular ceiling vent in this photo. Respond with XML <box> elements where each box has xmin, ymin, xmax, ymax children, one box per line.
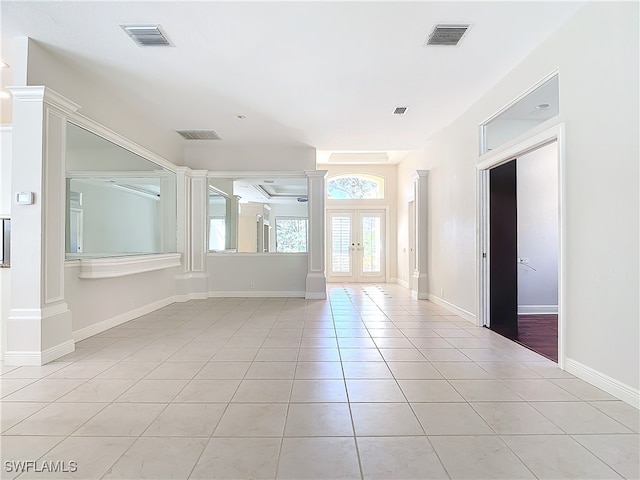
<box><xmin>176</xmin><ymin>130</ymin><xmax>222</xmax><ymax>141</ymax></box>
<box><xmin>393</xmin><ymin>106</ymin><xmax>409</xmax><ymax>115</ymax></box>
<box><xmin>426</xmin><ymin>24</ymin><xmax>470</xmax><ymax>46</ymax></box>
<box><xmin>121</xmin><ymin>25</ymin><xmax>172</xmax><ymax>47</ymax></box>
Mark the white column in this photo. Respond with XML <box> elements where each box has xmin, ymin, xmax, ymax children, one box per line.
<box><xmin>5</xmin><ymin>86</ymin><xmax>79</xmax><ymax>365</ymax></box>
<box><xmin>174</xmin><ymin>168</ymin><xmax>209</xmax><ymax>299</ymax></box>
<box><xmin>190</xmin><ymin>171</ymin><xmax>208</xmax><ymax>274</ymax></box>
<box><xmin>174</xmin><ymin>167</ymin><xmax>191</xmax><ymax>299</ymax></box>
<box><xmin>159</xmin><ymin>170</ymin><xmax>177</xmax><ymax>253</ymax></box>
<box><xmin>412</xmin><ymin>170</ymin><xmax>429</xmax><ymax>300</ymax></box>
<box><xmin>305</xmin><ymin>170</ymin><xmax>327</xmax><ymax>299</ymax></box>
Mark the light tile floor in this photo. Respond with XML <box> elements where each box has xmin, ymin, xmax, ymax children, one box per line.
<box><xmin>1</xmin><ymin>284</ymin><xmax>638</xmax><ymax>479</ymax></box>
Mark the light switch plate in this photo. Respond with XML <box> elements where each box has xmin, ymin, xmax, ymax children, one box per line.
<box><xmin>16</xmin><ymin>192</ymin><xmax>34</xmax><ymax>205</ymax></box>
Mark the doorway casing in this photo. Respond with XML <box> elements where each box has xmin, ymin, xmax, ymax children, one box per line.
<box><xmin>476</xmin><ymin>123</ymin><xmax>566</xmax><ymax>368</ymax></box>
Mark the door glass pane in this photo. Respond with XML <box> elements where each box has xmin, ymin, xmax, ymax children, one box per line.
<box><xmin>361</xmin><ymin>215</ymin><xmax>381</xmax><ymax>273</ymax></box>
<box><xmin>331</xmin><ymin>216</ymin><xmax>351</xmax><ymax>273</ymax></box>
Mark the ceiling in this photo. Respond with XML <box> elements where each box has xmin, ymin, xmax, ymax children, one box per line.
<box><xmin>1</xmin><ymin>1</ymin><xmax>585</xmax><ymax>159</ymax></box>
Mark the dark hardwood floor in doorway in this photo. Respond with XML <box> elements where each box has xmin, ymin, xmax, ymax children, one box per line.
<box><xmin>516</xmin><ymin>314</ymin><xmax>558</xmax><ymax>362</ymax></box>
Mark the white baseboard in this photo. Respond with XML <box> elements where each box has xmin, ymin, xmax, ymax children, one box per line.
<box><xmin>72</xmin><ymin>297</ymin><xmax>176</xmax><ymax>342</ymax></box>
<box><xmin>518</xmin><ymin>305</ymin><xmax>559</xmax><ymax>315</ymax></box>
<box><xmin>208</xmin><ymin>290</ymin><xmax>306</xmax><ymax>298</ymax></box>
<box><xmin>305</xmin><ymin>292</ymin><xmax>327</xmax><ymax>300</ymax></box>
<box><xmin>564</xmin><ymin>357</ymin><xmax>640</xmax><ymax>408</ymax></box>
<box><xmin>411</xmin><ymin>290</ymin><xmax>428</xmax><ymax>300</ymax></box>
<box><xmin>43</xmin><ymin>340</ymin><xmax>75</xmax><ymax>363</ymax></box>
<box><xmin>394</xmin><ymin>278</ymin><xmax>410</xmax><ymax>289</ymax></box>
<box><xmin>4</xmin><ymin>340</ymin><xmax>75</xmax><ymax>366</ymax></box>
<box><xmin>427</xmin><ymin>294</ymin><xmax>477</xmax><ymax>324</ymax></box>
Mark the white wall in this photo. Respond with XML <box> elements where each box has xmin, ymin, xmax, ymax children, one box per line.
<box><xmin>186</xmin><ymin>143</ymin><xmax>316</xmax><ymax>171</ymax></box>
<box><xmin>396</xmin><ymin>150</ymin><xmax>427</xmax><ymax>289</ymax></box>
<box><xmin>517</xmin><ymin>143</ymin><xmax>558</xmax><ymax>313</ymax></box>
<box><xmin>5</xmin><ymin>40</ymin><xmax>187</xmax><ymax>358</ymax></box>
<box><xmin>396</xmin><ymin>2</ymin><xmax>639</xmax><ymax>398</ymax></box>
<box><xmin>66</xmin><ymin>263</ymin><xmax>181</xmax><ymax>338</ymax></box>
<box><xmin>397</xmin><ymin>131</ymin><xmax>477</xmax><ymax>315</ymax></box>
<box><xmin>19</xmin><ymin>38</ymin><xmax>184</xmax><ymax>164</ymax></box>
<box><xmin>0</xmin><ymin>126</ymin><xmax>11</xmax><ymax>216</ymax></box>
<box><xmin>1</xmin><ymin>126</ymin><xmax>12</xmax><ymax>358</ymax></box>
<box><xmin>207</xmin><ymin>253</ymin><xmax>308</xmax><ymax>296</ymax></box>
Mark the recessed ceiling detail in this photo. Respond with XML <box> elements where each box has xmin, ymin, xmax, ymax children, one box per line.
<box><xmin>121</xmin><ymin>25</ymin><xmax>172</xmax><ymax>47</ymax></box>
<box><xmin>176</xmin><ymin>130</ymin><xmax>221</xmax><ymax>140</ymax></box>
<box><xmin>328</xmin><ymin>152</ymin><xmax>389</xmax><ymax>163</ymax></box>
<box><xmin>393</xmin><ymin>107</ymin><xmax>409</xmax><ymax>115</ymax></box>
<box><xmin>425</xmin><ymin>24</ymin><xmax>470</xmax><ymax>46</ymax></box>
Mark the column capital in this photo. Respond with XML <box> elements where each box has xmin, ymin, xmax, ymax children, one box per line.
<box><xmin>413</xmin><ymin>169</ymin><xmax>429</xmax><ymax>180</ymax></box>
<box><xmin>7</xmin><ymin>86</ymin><xmax>80</xmax><ymax>115</ymax></box>
<box><xmin>305</xmin><ymin>169</ymin><xmax>328</xmax><ymax>179</ymax></box>
<box><xmin>173</xmin><ymin>166</ymin><xmax>192</xmax><ymax>175</ymax></box>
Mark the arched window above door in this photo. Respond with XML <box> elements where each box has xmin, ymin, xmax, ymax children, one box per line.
<box><xmin>327</xmin><ymin>174</ymin><xmax>385</xmax><ymax>200</ymax></box>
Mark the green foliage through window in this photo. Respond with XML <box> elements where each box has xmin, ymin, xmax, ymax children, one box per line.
<box><xmin>276</xmin><ymin>218</ymin><xmax>308</xmax><ymax>253</ymax></box>
<box><xmin>327</xmin><ymin>175</ymin><xmax>384</xmax><ymax>199</ymax></box>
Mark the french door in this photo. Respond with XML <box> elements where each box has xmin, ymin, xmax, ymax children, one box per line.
<box><xmin>327</xmin><ymin>209</ymin><xmax>386</xmax><ymax>283</ymax></box>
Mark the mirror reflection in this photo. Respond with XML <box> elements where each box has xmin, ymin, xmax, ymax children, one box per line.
<box><xmin>66</xmin><ymin>123</ymin><xmax>177</xmax><ymax>257</ymax></box>
<box><xmin>208</xmin><ymin>176</ymin><xmax>308</xmax><ymax>253</ymax></box>
<box><xmin>482</xmin><ymin>74</ymin><xmax>559</xmax><ymax>154</ymax></box>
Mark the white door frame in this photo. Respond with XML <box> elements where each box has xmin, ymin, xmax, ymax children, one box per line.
<box><xmin>326</xmin><ymin>206</ymin><xmax>389</xmax><ymax>283</ymax></box>
<box><xmin>476</xmin><ymin>123</ymin><xmax>566</xmax><ymax>369</ymax></box>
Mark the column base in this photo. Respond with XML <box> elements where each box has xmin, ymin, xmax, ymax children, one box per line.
<box><xmin>174</xmin><ymin>272</ymin><xmax>210</xmax><ymax>301</ymax></box>
<box><xmin>411</xmin><ymin>271</ymin><xmax>429</xmax><ymax>300</ymax></box>
<box><xmin>5</xmin><ymin>304</ymin><xmax>74</xmax><ymax>365</ymax></box>
<box><xmin>305</xmin><ymin>272</ymin><xmax>327</xmax><ymax>300</ymax></box>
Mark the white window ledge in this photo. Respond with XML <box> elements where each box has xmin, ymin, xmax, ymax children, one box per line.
<box><xmin>70</xmin><ymin>253</ymin><xmax>181</xmax><ymax>279</ymax></box>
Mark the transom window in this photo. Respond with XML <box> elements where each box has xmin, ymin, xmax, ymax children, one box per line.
<box><xmin>327</xmin><ymin>174</ymin><xmax>385</xmax><ymax>200</ymax></box>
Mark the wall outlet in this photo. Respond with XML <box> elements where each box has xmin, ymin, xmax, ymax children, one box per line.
<box><xmin>440</xmin><ymin>289</ymin><xmax>445</xmax><ymax>298</ymax></box>
<box><xmin>518</xmin><ymin>257</ymin><xmax>530</xmax><ymax>264</ymax></box>
<box><xmin>130</xmin><ymin>299</ymin><xmax>135</xmax><ymax>307</ymax></box>
<box><xmin>250</xmin><ymin>282</ymin><xmax>255</xmax><ymax>289</ymax></box>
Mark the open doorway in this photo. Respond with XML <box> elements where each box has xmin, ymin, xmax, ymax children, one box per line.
<box><xmin>514</xmin><ymin>143</ymin><xmax>559</xmax><ymax>360</ymax></box>
<box><xmin>479</xmin><ymin>127</ymin><xmax>564</xmax><ymax>365</ymax></box>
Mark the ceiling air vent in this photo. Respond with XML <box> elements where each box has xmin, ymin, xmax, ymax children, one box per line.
<box><xmin>426</xmin><ymin>24</ymin><xmax>470</xmax><ymax>46</ymax></box>
<box><xmin>393</xmin><ymin>106</ymin><xmax>409</xmax><ymax>115</ymax></box>
<box><xmin>121</xmin><ymin>25</ymin><xmax>172</xmax><ymax>47</ymax></box>
<box><xmin>176</xmin><ymin>130</ymin><xmax>222</xmax><ymax>141</ymax></box>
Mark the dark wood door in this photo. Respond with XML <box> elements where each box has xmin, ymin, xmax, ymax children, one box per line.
<box><xmin>490</xmin><ymin>160</ymin><xmax>518</xmax><ymax>338</ymax></box>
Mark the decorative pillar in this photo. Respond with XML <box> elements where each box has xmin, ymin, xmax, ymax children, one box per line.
<box><xmin>412</xmin><ymin>170</ymin><xmax>429</xmax><ymax>300</ymax></box>
<box><xmin>5</xmin><ymin>86</ymin><xmax>79</xmax><ymax>365</ymax></box>
<box><xmin>174</xmin><ymin>167</ymin><xmax>191</xmax><ymax>299</ymax></box>
<box><xmin>305</xmin><ymin>170</ymin><xmax>327</xmax><ymax>299</ymax></box>
<box><xmin>190</xmin><ymin>170</ymin><xmax>208</xmax><ymax>275</ymax></box>
<box><xmin>159</xmin><ymin>170</ymin><xmax>177</xmax><ymax>253</ymax></box>
<box><xmin>174</xmin><ymin>169</ymin><xmax>209</xmax><ymax>299</ymax></box>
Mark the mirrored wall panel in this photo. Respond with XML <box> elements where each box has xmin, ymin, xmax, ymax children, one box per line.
<box><xmin>208</xmin><ymin>176</ymin><xmax>308</xmax><ymax>253</ymax></box>
<box><xmin>481</xmin><ymin>74</ymin><xmax>559</xmax><ymax>154</ymax></box>
<box><xmin>66</xmin><ymin>123</ymin><xmax>177</xmax><ymax>257</ymax></box>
